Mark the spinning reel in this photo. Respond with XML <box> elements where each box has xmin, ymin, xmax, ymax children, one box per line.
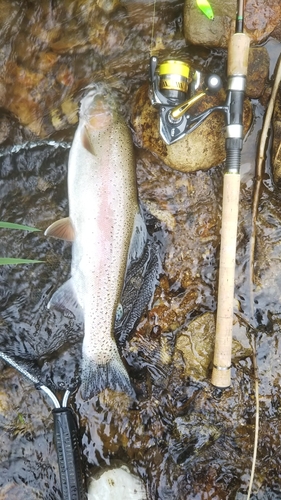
<box><xmin>149</xmin><ymin>56</ymin><xmax>225</xmax><ymax>145</ymax></box>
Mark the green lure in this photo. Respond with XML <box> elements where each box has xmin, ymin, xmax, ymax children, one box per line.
<box><xmin>196</xmin><ymin>0</ymin><xmax>214</xmax><ymax>19</ymax></box>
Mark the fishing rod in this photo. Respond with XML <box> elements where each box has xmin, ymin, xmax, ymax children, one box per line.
<box><xmin>149</xmin><ymin>0</ymin><xmax>250</xmax><ymax>387</ymax></box>
<box><xmin>211</xmin><ymin>0</ymin><xmax>250</xmax><ymax>388</ymax></box>
<box><xmin>0</xmin><ymin>351</ymin><xmax>87</xmax><ymax>500</ymax></box>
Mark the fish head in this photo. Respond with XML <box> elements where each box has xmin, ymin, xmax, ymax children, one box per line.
<box><xmin>80</xmin><ymin>83</ymin><xmax>117</xmax><ymax>133</ymax></box>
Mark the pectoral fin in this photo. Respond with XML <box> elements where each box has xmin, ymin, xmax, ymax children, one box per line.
<box><xmin>44</xmin><ymin>217</ymin><xmax>75</xmax><ymax>241</ymax></box>
<box><xmin>81</xmin><ymin>125</ymin><xmax>96</xmax><ymax>155</ymax></box>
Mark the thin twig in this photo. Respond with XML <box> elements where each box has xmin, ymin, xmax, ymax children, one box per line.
<box><xmin>247</xmin><ymin>333</ymin><xmax>259</xmax><ymax>500</ymax></box>
<box><xmin>235</xmin><ymin>313</ymin><xmax>260</xmax><ymax>499</ymax></box>
<box><xmin>274</xmin><ymin>141</ymin><xmax>281</xmax><ymax>163</ymax></box>
<box><xmin>250</xmin><ymin>55</ymin><xmax>281</xmax><ymax>304</ymax></box>
<box><xmin>246</xmin><ymin>56</ymin><xmax>281</xmax><ymax>498</ymax></box>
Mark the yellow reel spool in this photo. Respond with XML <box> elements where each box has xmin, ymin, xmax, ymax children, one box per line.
<box><xmin>158</xmin><ymin>60</ymin><xmax>191</xmax><ymax>97</ymax></box>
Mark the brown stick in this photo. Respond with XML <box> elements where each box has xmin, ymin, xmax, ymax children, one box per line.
<box><xmin>250</xmin><ymin>54</ymin><xmax>281</xmax><ymax>295</ymax></box>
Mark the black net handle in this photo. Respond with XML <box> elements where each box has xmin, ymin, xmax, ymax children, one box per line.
<box><xmin>53</xmin><ymin>407</ymin><xmax>86</xmax><ymax>500</ymax></box>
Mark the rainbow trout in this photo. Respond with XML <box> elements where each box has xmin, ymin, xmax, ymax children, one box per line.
<box><xmin>45</xmin><ymin>84</ymin><xmax>147</xmax><ymax>399</ymax></box>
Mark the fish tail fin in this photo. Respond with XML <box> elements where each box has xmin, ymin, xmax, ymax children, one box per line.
<box><xmin>80</xmin><ymin>353</ymin><xmax>135</xmax><ymax>401</ymax></box>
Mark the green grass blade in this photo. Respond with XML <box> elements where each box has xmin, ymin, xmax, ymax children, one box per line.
<box><xmin>0</xmin><ymin>221</ymin><xmax>41</xmax><ymax>232</ymax></box>
<box><xmin>0</xmin><ymin>258</ymin><xmax>43</xmax><ymax>265</ymax></box>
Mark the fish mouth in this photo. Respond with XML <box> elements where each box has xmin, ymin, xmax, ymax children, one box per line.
<box><xmin>80</xmin><ymin>84</ymin><xmax>116</xmax><ymax>130</ymax></box>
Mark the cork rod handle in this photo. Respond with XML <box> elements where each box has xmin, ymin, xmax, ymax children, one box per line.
<box><xmin>211</xmin><ymin>172</ymin><xmax>240</xmax><ymax>388</ymax></box>
<box><xmin>227</xmin><ymin>33</ymin><xmax>250</xmax><ymax>77</ymax></box>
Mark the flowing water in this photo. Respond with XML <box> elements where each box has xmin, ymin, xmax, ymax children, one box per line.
<box><xmin>0</xmin><ymin>1</ymin><xmax>281</xmax><ymax>499</ymax></box>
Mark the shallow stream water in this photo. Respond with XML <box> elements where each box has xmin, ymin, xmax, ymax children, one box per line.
<box><xmin>1</xmin><ymin>1</ymin><xmax>281</xmax><ymax>499</ymax></box>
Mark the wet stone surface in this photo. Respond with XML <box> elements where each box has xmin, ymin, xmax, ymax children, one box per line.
<box><xmin>132</xmin><ymin>85</ymin><xmax>253</xmax><ymax>172</ymax></box>
<box><xmin>184</xmin><ymin>0</ymin><xmax>281</xmax><ymax>48</ymax></box>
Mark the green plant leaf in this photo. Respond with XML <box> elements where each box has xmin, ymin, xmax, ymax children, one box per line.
<box><xmin>0</xmin><ymin>258</ymin><xmax>43</xmax><ymax>265</ymax></box>
<box><xmin>0</xmin><ymin>221</ymin><xmax>41</xmax><ymax>232</ymax></box>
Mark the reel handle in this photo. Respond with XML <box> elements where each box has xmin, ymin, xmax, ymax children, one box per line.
<box><xmin>53</xmin><ymin>407</ymin><xmax>86</xmax><ymax>500</ymax></box>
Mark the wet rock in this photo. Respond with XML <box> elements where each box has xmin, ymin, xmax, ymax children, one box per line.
<box><xmin>272</xmin><ymin>86</ymin><xmax>281</xmax><ymax>186</ymax></box>
<box><xmin>4</xmin><ymin>62</ymin><xmax>50</xmax><ymax>136</ymax></box>
<box><xmin>0</xmin><ymin>368</ymin><xmax>59</xmax><ymax>499</ymax></box>
<box><xmin>271</xmin><ymin>22</ymin><xmax>281</xmax><ymax>43</ymax></box>
<box><xmin>246</xmin><ymin>47</ymin><xmax>270</xmax><ymax>99</ymax></box>
<box><xmin>169</xmin><ymin>414</ymin><xmax>221</xmax><ymax>465</ymax></box>
<box><xmin>132</xmin><ymin>82</ymin><xmax>252</xmax><ymax>172</ymax></box>
<box><xmin>173</xmin><ymin>313</ymin><xmax>215</xmax><ymax>380</ymax></box>
<box><xmin>88</xmin><ymin>464</ymin><xmax>147</xmax><ymax>500</ymax></box>
<box><xmin>172</xmin><ymin>311</ymin><xmax>251</xmax><ymax>382</ymax></box>
<box><xmin>0</xmin><ymin>483</ymin><xmax>43</xmax><ymax>500</ymax></box>
<box><xmin>184</xmin><ymin>0</ymin><xmax>236</xmax><ymax>49</ymax></box>
<box><xmin>0</xmin><ymin>109</ymin><xmax>35</xmax><ymax>145</ymax></box>
<box><xmin>96</xmin><ymin>0</ymin><xmax>120</xmax><ymax>13</ymax></box>
<box><xmin>144</xmin><ymin>200</ymin><xmax>176</xmax><ymax>231</ymax></box>
<box><xmin>0</xmin><ymin>0</ymin><xmax>274</xmax><ymax>144</ymax></box>
<box><xmin>135</xmin><ymin>156</ymin><xmax>223</xmax><ymax>338</ymax></box>
<box><xmin>244</xmin><ymin>0</ymin><xmax>281</xmax><ymax>45</ymax></box>
<box><xmin>0</xmin><ymin>112</ymin><xmax>13</xmax><ymax>144</ymax></box>
<box><xmin>184</xmin><ymin>0</ymin><xmax>281</xmax><ymax>48</ymax></box>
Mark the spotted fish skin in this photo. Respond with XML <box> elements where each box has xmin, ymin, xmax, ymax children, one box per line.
<box><xmin>45</xmin><ymin>84</ymin><xmax>147</xmax><ymax>399</ymax></box>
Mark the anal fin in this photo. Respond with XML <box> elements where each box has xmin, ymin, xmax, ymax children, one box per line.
<box><xmin>48</xmin><ymin>278</ymin><xmax>83</xmax><ymax>321</ymax></box>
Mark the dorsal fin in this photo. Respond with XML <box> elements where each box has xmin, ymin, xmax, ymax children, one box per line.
<box><xmin>44</xmin><ymin>217</ymin><xmax>75</xmax><ymax>241</ymax></box>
